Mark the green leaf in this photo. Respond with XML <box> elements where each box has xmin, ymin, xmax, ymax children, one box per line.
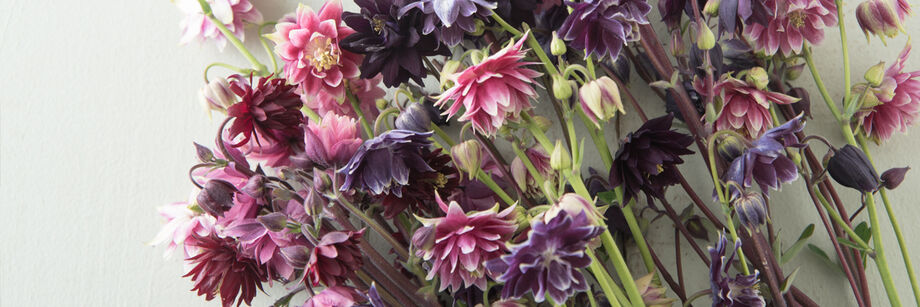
<box><xmin>781</xmin><ymin>224</ymin><xmax>815</xmax><ymax>264</ymax></box>
<box><xmin>597</xmin><ymin>191</ymin><xmax>617</xmax><ymax>205</ymax></box>
<box><xmin>837</xmin><ymin>237</ymin><xmax>872</xmax><ymax>252</ymax></box>
<box><xmin>854</xmin><ymin>222</ymin><xmax>871</xmax><ymax>243</ymax></box>
<box><xmin>780</xmin><ymin>267</ymin><xmax>801</xmax><ymax>294</ymax></box>
<box><xmin>808</xmin><ymin>244</ymin><xmax>842</xmax><ymax>273</ymax></box>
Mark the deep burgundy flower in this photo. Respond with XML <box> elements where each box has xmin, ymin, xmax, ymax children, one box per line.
<box><xmin>724</xmin><ymin>115</ymin><xmax>805</xmax><ymax>196</ymax></box>
<box><xmin>306</xmin><ymin>229</ymin><xmax>365</xmax><ymax>287</ymax></box>
<box><xmin>414</xmin><ymin>197</ymin><xmax>517</xmax><ymax>292</ymax></box>
<box><xmin>226</xmin><ymin>75</ymin><xmax>303</xmax><ymax>147</ymax></box>
<box><xmin>709</xmin><ymin>233</ymin><xmax>765</xmax><ymax>307</ymax></box>
<box><xmin>400</xmin><ymin>0</ymin><xmax>496</xmax><ymax>46</ymax></box>
<box><xmin>340</xmin><ymin>0</ymin><xmax>450</xmax><ymax>87</ymax></box>
<box><xmin>558</xmin><ymin>0</ymin><xmax>652</xmax><ymax>60</ymax></box>
<box><xmin>487</xmin><ymin>211</ymin><xmax>603</xmax><ymax>303</ymax></box>
<box><xmin>183</xmin><ymin>234</ymin><xmax>268</xmax><ymax>307</ymax></box>
<box><xmin>609</xmin><ymin>114</ymin><xmax>694</xmax><ymax>205</ymax></box>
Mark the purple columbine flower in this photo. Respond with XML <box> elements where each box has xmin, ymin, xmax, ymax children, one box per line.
<box><xmin>400</xmin><ymin>0</ymin><xmax>497</xmax><ymax>46</ymax></box>
<box><xmin>709</xmin><ymin>233</ymin><xmax>766</xmax><ymax>307</ymax></box>
<box><xmin>558</xmin><ymin>0</ymin><xmax>652</xmax><ymax>60</ymax></box>
<box><xmin>340</xmin><ymin>0</ymin><xmax>450</xmax><ymax>87</ymax></box>
<box><xmin>338</xmin><ymin>129</ymin><xmax>435</xmax><ymax>196</ymax></box>
<box><xmin>486</xmin><ymin>211</ymin><xmax>603</xmax><ymax>304</ymax></box>
<box><xmin>723</xmin><ymin>115</ymin><xmax>805</xmax><ymax>196</ymax></box>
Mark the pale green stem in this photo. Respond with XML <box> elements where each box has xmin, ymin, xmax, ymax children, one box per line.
<box><xmin>345</xmin><ymin>82</ymin><xmax>374</xmax><ymax>138</ymax></box>
<box><xmin>476</xmin><ymin>170</ymin><xmax>516</xmax><ymax>206</ymax></box>
<box><xmin>619</xmin><ymin>190</ymin><xmax>656</xmax><ymax>274</ymax></box>
<box><xmin>258</xmin><ymin>22</ymin><xmax>279</xmax><ymax>74</ymax></box>
<box><xmin>803</xmin><ymin>48</ymin><xmax>844</xmax><ymax>121</ymax></box>
<box><xmin>601</xmin><ymin>230</ymin><xmax>647</xmax><ymax>307</ymax></box>
<box><xmin>430</xmin><ymin>123</ymin><xmax>456</xmax><ymax>147</ymax></box>
<box><xmin>814</xmin><ymin>189</ymin><xmax>872</xmax><ymax>250</ymax></box>
<box><xmin>521</xmin><ymin>112</ymin><xmax>555</xmax><ymax>153</ymax></box>
<box><xmin>301</xmin><ymin>106</ymin><xmax>321</xmax><ymax>123</ymax></box>
<box><xmin>587</xmin><ymin>251</ymin><xmax>627</xmax><ymax>307</ymax></box>
<box><xmin>707</xmin><ymin>130</ymin><xmax>751</xmax><ymax>275</ymax></box>
<box><xmin>511</xmin><ymin>142</ymin><xmax>555</xmax><ymax>199</ymax></box>
<box><xmin>835</xmin><ymin>0</ymin><xmax>852</xmax><ymax>103</ymax></box>
<box><xmin>196</xmin><ymin>0</ymin><xmax>267</xmax><ymax>75</ymax></box>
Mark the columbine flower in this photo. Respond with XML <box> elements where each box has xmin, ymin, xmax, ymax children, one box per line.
<box><xmin>609</xmin><ymin>114</ymin><xmax>694</xmax><ymax>205</ymax></box>
<box><xmin>395</xmin><ymin>103</ymin><xmax>433</xmax><ymax>132</ymax></box>
<box><xmin>743</xmin><ymin>0</ymin><xmax>837</xmax><ymax>56</ymax></box>
<box><xmin>199</xmin><ymin>76</ymin><xmax>240</xmax><ymax>117</ymax></box>
<box><xmin>226</xmin><ymin>75</ymin><xmax>303</xmax><ymax>147</ymax></box>
<box><xmin>303</xmin><ymin>286</ymin><xmax>359</xmax><ymax>307</ymax></box>
<box><xmin>724</xmin><ymin>116</ymin><xmax>805</xmax><ymax>196</ymax></box>
<box><xmin>414</xmin><ymin>198</ymin><xmax>517</xmax><ymax>292</ymax></box>
<box><xmin>558</xmin><ymin>0</ymin><xmax>652</xmax><ymax>59</ymax></box>
<box><xmin>826</xmin><ymin>145</ymin><xmax>880</xmax><ymax>192</ymax></box>
<box><xmin>268</xmin><ymin>1</ymin><xmax>361</xmax><ymax>101</ymax></box>
<box><xmin>301</xmin><ymin>113</ymin><xmax>363</xmax><ymax>168</ymax></box>
<box><xmin>400</xmin><ymin>0</ymin><xmax>497</xmax><ymax>46</ymax></box>
<box><xmin>856</xmin><ymin>0</ymin><xmax>904</xmax><ymax>42</ymax></box>
<box><xmin>713</xmin><ymin>70</ymin><xmax>800</xmax><ymax>138</ymax></box>
<box><xmin>223</xmin><ymin>214</ymin><xmax>297</xmax><ymax>280</ymax></box>
<box><xmin>306</xmin><ymin>230</ymin><xmax>365</xmax><ymax>287</ymax></box>
<box><xmin>858</xmin><ymin>43</ymin><xmax>920</xmax><ymax>142</ymax></box>
<box><xmin>240</xmin><ymin>127</ymin><xmax>304</xmax><ymax>167</ymax></box>
<box><xmin>510</xmin><ymin>146</ymin><xmax>553</xmax><ymax>196</ymax></box>
<box><xmin>487</xmin><ymin>211</ymin><xmax>603</xmax><ymax>303</ymax></box>
<box><xmin>340</xmin><ymin>0</ymin><xmax>450</xmax><ymax>87</ymax></box>
<box><xmin>732</xmin><ymin>191</ymin><xmax>768</xmax><ymax>231</ymax></box>
<box><xmin>436</xmin><ymin>34</ymin><xmax>542</xmax><ymax>135</ymax></box>
<box><xmin>150</xmin><ymin>194</ymin><xmax>216</xmax><ymax>258</ymax></box>
<box><xmin>580</xmin><ymin>76</ymin><xmax>626</xmax><ymax>128</ymax></box>
<box><xmin>544</xmin><ymin>193</ymin><xmax>603</xmax><ymax>226</ymax></box>
<box><xmin>307</xmin><ymin>75</ymin><xmax>385</xmax><ymax>119</ymax></box>
<box><xmin>175</xmin><ymin>0</ymin><xmax>262</xmax><ymax>51</ymax></box>
<box><xmin>183</xmin><ymin>234</ymin><xmax>268</xmax><ymax>307</ymax></box>
<box><xmin>709</xmin><ymin>233</ymin><xmax>766</xmax><ymax>307</ymax></box>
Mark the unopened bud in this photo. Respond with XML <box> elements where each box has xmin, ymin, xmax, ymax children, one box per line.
<box><xmin>579</xmin><ymin>76</ymin><xmax>625</xmax><ymax>127</ymax></box>
<box><xmin>696</xmin><ymin>24</ymin><xmax>716</xmax><ymax>50</ymax></box>
<box><xmin>395</xmin><ymin>103</ymin><xmax>433</xmax><ymax>132</ymax></box>
<box><xmin>856</xmin><ymin>0</ymin><xmax>903</xmax><ymax>42</ymax></box>
<box><xmin>257</xmin><ymin>212</ymin><xmax>288</xmax><ymax>232</ymax></box>
<box><xmin>375</xmin><ymin>98</ymin><xmax>388</xmax><ymax>110</ymax></box>
<box><xmin>733</xmin><ymin>191</ymin><xmax>768</xmax><ymax>231</ymax></box>
<box><xmin>785</xmin><ymin>63</ymin><xmax>805</xmax><ymax>81</ymax></box>
<box><xmin>864</xmin><ymin>61</ymin><xmax>887</xmax><ymax>87</ymax></box>
<box><xmin>196</xmin><ymin>180</ymin><xmax>237</xmax><ymax>217</ymax></box>
<box><xmin>546</xmin><ymin>193</ymin><xmax>603</xmax><ymax>225</ymax></box>
<box><xmin>194</xmin><ymin>142</ymin><xmax>215</xmax><ymax>162</ymax></box>
<box><xmin>745</xmin><ymin>67</ymin><xmax>770</xmax><ymax>90</ymax></box>
<box><xmin>451</xmin><ymin>140</ymin><xmax>483</xmax><ymax>180</ymax></box>
<box><xmin>470</xmin><ymin>19</ymin><xmax>486</xmax><ymax>36</ymax></box>
<box><xmin>703</xmin><ymin>0</ymin><xmax>721</xmax><ymax>16</ymax></box>
<box><xmin>881</xmin><ymin>167</ymin><xmax>909</xmax><ymax>189</ymax></box>
<box><xmin>198</xmin><ymin>77</ymin><xmax>236</xmax><ymax>117</ymax></box>
<box><xmin>552</xmin><ymin>74</ymin><xmax>573</xmax><ymax>100</ymax></box>
<box><xmin>440</xmin><ymin>60</ymin><xmax>463</xmax><ymax>89</ymax></box>
<box><xmin>827</xmin><ymin>145</ymin><xmax>880</xmax><ymax>192</ymax></box>
<box><xmin>242</xmin><ymin>174</ymin><xmax>269</xmax><ymax>199</ymax></box>
<box><xmin>550</xmin><ymin>140</ymin><xmax>571</xmax><ymax>171</ymax></box>
<box><xmin>670</xmin><ymin>31</ymin><xmax>686</xmax><ymax>57</ymax></box>
<box><xmin>550</xmin><ymin>31</ymin><xmax>567</xmax><ymax>56</ymax></box>
<box><xmin>532</xmin><ymin>115</ymin><xmax>552</xmax><ymax>132</ymax></box>
<box><xmin>717</xmin><ymin>134</ymin><xmax>747</xmax><ymax>162</ymax></box>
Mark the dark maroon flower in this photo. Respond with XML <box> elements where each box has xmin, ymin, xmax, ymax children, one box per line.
<box><xmin>609</xmin><ymin>113</ymin><xmax>694</xmax><ymax>205</ymax></box>
<box><xmin>183</xmin><ymin>234</ymin><xmax>268</xmax><ymax>307</ymax></box>
<box><xmin>381</xmin><ymin>147</ymin><xmax>460</xmax><ymax>217</ymax></box>
<box><xmin>197</xmin><ymin>179</ymin><xmax>238</xmax><ymax>217</ymax></box>
<box><xmin>486</xmin><ymin>211</ymin><xmax>603</xmax><ymax>303</ymax></box>
<box><xmin>340</xmin><ymin>0</ymin><xmax>450</xmax><ymax>87</ymax></box>
<box><xmin>881</xmin><ymin>167</ymin><xmax>910</xmax><ymax>190</ymax></box>
<box><xmin>306</xmin><ymin>229</ymin><xmax>365</xmax><ymax>287</ymax></box>
<box><xmin>558</xmin><ymin>0</ymin><xmax>651</xmax><ymax>60</ymax></box>
<box><xmin>225</xmin><ymin>75</ymin><xmax>302</xmax><ymax>147</ymax></box>
<box><xmin>826</xmin><ymin>145</ymin><xmax>880</xmax><ymax>192</ymax></box>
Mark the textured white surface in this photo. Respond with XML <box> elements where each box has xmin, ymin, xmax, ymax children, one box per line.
<box><xmin>1</xmin><ymin>0</ymin><xmax>920</xmax><ymax>306</ymax></box>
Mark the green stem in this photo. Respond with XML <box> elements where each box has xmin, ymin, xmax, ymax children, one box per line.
<box><xmin>722</xmin><ymin>211</ymin><xmax>751</xmax><ymax>275</ymax></box>
<box><xmin>476</xmin><ymin>170</ymin><xmax>516</xmax><ymax>206</ymax></box>
<box><xmin>707</xmin><ymin>130</ymin><xmax>751</xmax><ymax>275</ymax></box>
<box><xmin>511</xmin><ymin>142</ymin><xmax>555</xmax><ymax>199</ymax></box>
<box><xmin>196</xmin><ymin>0</ymin><xmax>267</xmax><ymax>75</ymax></box>
<box><xmin>336</xmin><ymin>197</ymin><xmax>410</xmax><ymax>260</ymax></box>
<box><xmin>835</xmin><ymin>0</ymin><xmax>852</xmax><ymax>103</ymax></box>
<box><xmin>803</xmin><ymin>47</ymin><xmax>844</xmax><ymax>121</ymax></box>
<box><xmin>865</xmin><ymin>191</ymin><xmax>902</xmax><ymax>306</ymax></box>
<box><xmin>521</xmin><ymin>112</ymin><xmax>555</xmax><ymax>153</ymax></box>
<box><xmin>374</xmin><ymin>107</ymin><xmax>400</xmax><ymax>136</ymax></box>
<box><xmin>600</xmin><ymin>230</ymin><xmax>647</xmax><ymax>307</ymax></box>
<box><xmin>345</xmin><ymin>82</ymin><xmax>374</xmax><ymax>138</ymax></box>
<box><xmin>814</xmin><ymin>189</ymin><xmax>872</xmax><ymax>250</ymax></box>
<box><xmin>620</xmin><ymin>194</ymin><xmax>656</xmax><ymax>274</ymax></box>
<box><xmin>258</xmin><ymin>22</ymin><xmax>279</xmax><ymax>74</ymax></box>
<box><xmin>301</xmin><ymin>105</ymin><xmax>321</xmax><ymax>123</ymax></box>
<box><xmin>203</xmin><ymin>62</ymin><xmax>249</xmax><ymax>82</ymax></box>
<box><xmin>587</xmin><ymin>251</ymin><xmax>626</xmax><ymax>307</ymax></box>
<box><xmin>430</xmin><ymin>123</ymin><xmax>456</xmax><ymax>147</ymax></box>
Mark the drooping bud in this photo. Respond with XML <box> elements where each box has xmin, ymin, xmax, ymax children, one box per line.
<box><xmin>440</xmin><ymin>60</ymin><xmax>463</xmax><ymax>89</ymax></box>
<box><xmin>696</xmin><ymin>24</ymin><xmax>716</xmax><ymax>50</ymax></box>
<box><xmin>451</xmin><ymin>140</ymin><xmax>483</xmax><ymax>180</ymax></box>
<box><xmin>304</xmin><ymin>187</ymin><xmax>325</xmax><ymax>216</ymax></box>
<box><xmin>198</xmin><ymin>77</ymin><xmax>236</xmax><ymax>117</ymax></box>
<box><xmin>733</xmin><ymin>191</ymin><xmax>768</xmax><ymax>231</ymax></box>
<box><xmin>532</xmin><ymin>115</ymin><xmax>553</xmax><ymax>132</ymax></box>
<box><xmin>864</xmin><ymin>61</ymin><xmax>887</xmax><ymax>87</ymax></box>
<box><xmin>703</xmin><ymin>0</ymin><xmax>721</xmax><ymax>16</ymax></box>
<box><xmin>194</xmin><ymin>142</ymin><xmax>214</xmax><ymax>162</ymax></box>
<box><xmin>684</xmin><ymin>216</ymin><xmax>709</xmax><ymax>241</ymax></box>
<box><xmin>242</xmin><ymin>174</ymin><xmax>269</xmax><ymax>199</ymax></box>
<box><xmin>470</xmin><ymin>19</ymin><xmax>486</xmax><ymax>36</ymax></box>
<box><xmin>856</xmin><ymin>0</ymin><xmax>903</xmax><ymax>42</ymax></box>
<box><xmin>196</xmin><ymin>179</ymin><xmax>237</xmax><ymax>217</ymax></box>
<box><xmin>579</xmin><ymin>76</ymin><xmax>625</xmax><ymax>127</ymax></box>
<box><xmin>826</xmin><ymin>145</ymin><xmax>880</xmax><ymax>192</ymax></box>
<box><xmin>257</xmin><ymin>212</ymin><xmax>288</xmax><ymax>232</ymax></box>
<box><xmin>395</xmin><ymin>103</ymin><xmax>432</xmax><ymax>132</ymax></box>
<box><xmin>717</xmin><ymin>134</ymin><xmax>747</xmax><ymax>162</ymax></box>
<box><xmin>550</xmin><ymin>140</ymin><xmax>571</xmax><ymax>171</ymax></box>
<box><xmin>510</xmin><ymin>157</ymin><xmax>529</xmax><ymax>191</ymax></box>
<box><xmin>550</xmin><ymin>31</ymin><xmax>566</xmax><ymax>56</ymax></box>
<box><xmin>410</xmin><ymin>225</ymin><xmax>435</xmax><ymax>251</ymax></box>
<box><xmin>375</xmin><ymin>98</ymin><xmax>388</xmax><ymax>110</ymax></box>
<box><xmin>785</xmin><ymin>63</ymin><xmax>806</xmax><ymax>81</ymax></box>
<box><xmin>745</xmin><ymin>67</ymin><xmax>770</xmax><ymax>90</ymax></box>
<box><xmin>552</xmin><ymin>74</ymin><xmax>573</xmax><ymax>100</ymax></box>
<box><xmin>545</xmin><ymin>193</ymin><xmax>603</xmax><ymax>225</ymax></box>
<box><xmin>880</xmin><ymin>167</ymin><xmax>910</xmax><ymax>189</ymax></box>
<box><xmin>670</xmin><ymin>31</ymin><xmax>686</xmax><ymax>57</ymax></box>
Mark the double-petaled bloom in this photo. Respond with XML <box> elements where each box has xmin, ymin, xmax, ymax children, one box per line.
<box><xmin>609</xmin><ymin>114</ymin><xmax>694</xmax><ymax>205</ymax></box>
<box><xmin>558</xmin><ymin>0</ymin><xmax>652</xmax><ymax>59</ymax></box>
<box><xmin>856</xmin><ymin>0</ymin><xmax>905</xmax><ymax>41</ymax></box>
<box><xmin>436</xmin><ymin>34</ymin><xmax>542</xmax><ymax>135</ymax></box>
<box><xmin>724</xmin><ymin>116</ymin><xmax>805</xmax><ymax>196</ymax></box>
<box><xmin>305</xmin><ymin>75</ymin><xmax>385</xmax><ymax>119</ymax></box>
<box><xmin>226</xmin><ymin>75</ymin><xmax>303</xmax><ymax>147</ymax></box>
<box><xmin>858</xmin><ymin>44</ymin><xmax>920</xmax><ymax>142</ymax></box>
<box><xmin>223</xmin><ymin>214</ymin><xmax>298</xmax><ymax>280</ymax></box>
<box><xmin>301</xmin><ymin>112</ymin><xmax>363</xmax><ymax>168</ymax></box>
<box><xmin>414</xmin><ymin>198</ymin><xmax>517</xmax><ymax>292</ymax></box>
<box><xmin>176</xmin><ymin>0</ymin><xmax>262</xmax><ymax>51</ymax></box>
<box><xmin>400</xmin><ymin>0</ymin><xmax>497</xmax><ymax>46</ymax></box>
<box><xmin>713</xmin><ymin>70</ymin><xmax>800</xmax><ymax>138</ymax></box>
<box><xmin>150</xmin><ymin>195</ymin><xmax>217</xmax><ymax>258</ymax></box>
<box><xmin>743</xmin><ymin>0</ymin><xmax>837</xmax><ymax>56</ymax></box>
<box><xmin>306</xmin><ymin>230</ymin><xmax>365</xmax><ymax>287</ymax></box>
<box><xmin>709</xmin><ymin>233</ymin><xmax>766</xmax><ymax>307</ymax></box>
<box><xmin>183</xmin><ymin>234</ymin><xmax>269</xmax><ymax>307</ymax></box>
<box><xmin>487</xmin><ymin>211</ymin><xmax>603</xmax><ymax>304</ymax></box>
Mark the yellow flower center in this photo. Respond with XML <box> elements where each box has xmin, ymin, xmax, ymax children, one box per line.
<box><xmin>305</xmin><ymin>37</ymin><xmax>341</xmax><ymax>72</ymax></box>
<box><xmin>372</xmin><ymin>17</ymin><xmax>386</xmax><ymax>34</ymax></box>
<box><xmin>788</xmin><ymin>11</ymin><xmax>807</xmax><ymax>29</ymax></box>
<box><xmin>433</xmin><ymin>173</ymin><xmax>448</xmax><ymax>188</ymax></box>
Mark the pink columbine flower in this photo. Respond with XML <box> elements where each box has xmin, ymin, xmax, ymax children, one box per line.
<box><xmin>713</xmin><ymin>72</ymin><xmax>799</xmax><ymax>138</ymax></box>
<box><xmin>413</xmin><ymin>196</ymin><xmax>517</xmax><ymax>292</ymax></box>
<box><xmin>150</xmin><ymin>194</ymin><xmax>217</xmax><ymax>258</ymax></box>
<box><xmin>176</xmin><ymin>0</ymin><xmax>262</xmax><ymax>51</ymax></box>
<box><xmin>302</xmin><ymin>113</ymin><xmax>363</xmax><ymax>168</ymax></box>
<box><xmin>269</xmin><ymin>0</ymin><xmax>361</xmax><ymax>100</ymax></box>
<box><xmin>223</xmin><ymin>214</ymin><xmax>298</xmax><ymax>280</ymax></box>
<box><xmin>303</xmin><ymin>286</ymin><xmax>359</xmax><ymax>307</ymax></box>
<box><xmin>859</xmin><ymin>44</ymin><xmax>920</xmax><ymax>142</ymax></box>
<box><xmin>436</xmin><ymin>34</ymin><xmax>542</xmax><ymax>135</ymax></box>
<box><xmin>305</xmin><ymin>75</ymin><xmax>384</xmax><ymax>119</ymax></box>
<box><xmin>744</xmin><ymin>0</ymin><xmax>837</xmax><ymax>56</ymax></box>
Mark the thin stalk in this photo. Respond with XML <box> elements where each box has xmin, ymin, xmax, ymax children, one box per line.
<box><xmin>803</xmin><ymin>48</ymin><xmax>844</xmax><ymax>121</ymax></box>
<box><xmin>345</xmin><ymin>82</ymin><xmax>374</xmax><ymax>137</ymax></box>
<box><xmin>196</xmin><ymin>0</ymin><xmax>267</xmax><ymax>74</ymax></box>
<box><xmin>431</xmin><ymin>123</ymin><xmax>456</xmax><ymax>147</ymax></box>
<box><xmin>619</xmin><ymin>191</ymin><xmax>656</xmax><ymax>274</ymax></box>
<box><xmin>865</xmin><ymin>191</ymin><xmax>902</xmax><ymax>306</ymax></box>
<box><xmin>335</xmin><ymin>197</ymin><xmax>410</xmax><ymax>260</ymax></box>
<box><xmin>707</xmin><ymin>130</ymin><xmax>751</xmax><ymax>275</ymax></box>
<box><xmin>521</xmin><ymin>112</ymin><xmax>555</xmax><ymax>152</ymax></box>
<box><xmin>600</xmin><ymin>230</ymin><xmax>647</xmax><ymax>307</ymax></box>
<box><xmin>257</xmin><ymin>22</ymin><xmax>279</xmax><ymax>74</ymax></box>
<box><xmin>587</xmin><ymin>252</ymin><xmax>625</xmax><ymax>307</ymax></box>
<box><xmin>814</xmin><ymin>190</ymin><xmax>871</xmax><ymax>249</ymax></box>
<box><xmin>835</xmin><ymin>0</ymin><xmax>852</xmax><ymax>102</ymax></box>
<box><xmin>476</xmin><ymin>170</ymin><xmax>516</xmax><ymax>206</ymax></box>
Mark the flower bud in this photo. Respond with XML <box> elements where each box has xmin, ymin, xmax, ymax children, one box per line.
<box><xmin>257</xmin><ymin>212</ymin><xmax>288</xmax><ymax>232</ymax></box>
<box><xmin>532</xmin><ymin>115</ymin><xmax>553</xmax><ymax>132</ymax></box>
<box><xmin>242</xmin><ymin>174</ymin><xmax>269</xmax><ymax>199</ymax></box>
<box><xmin>856</xmin><ymin>0</ymin><xmax>902</xmax><ymax>42</ymax></box>
<box><xmin>304</xmin><ymin>187</ymin><xmax>325</xmax><ymax>216</ymax></box>
<box><xmin>395</xmin><ymin>103</ymin><xmax>433</xmax><ymax>132</ymax></box>
<box><xmin>636</xmin><ymin>273</ymin><xmax>678</xmax><ymax>307</ymax></box>
<box><xmin>552</xmin><ymin>74</ymin><xmax>573</xmax><ymax>100</ymax></box>
<box><xmin>451</xmin><ymin>140</ymin><xmax>483</xmax><ymax>180</ymax></box>
<box><xmin>827</xmin><ymin>145</ymin><xmax>880</xmax><ymax>192</ymax></box>
<box><xmin>375</xmin><ymin>98</ymin><xmax>388</xmax><ymax>110</ymax></box>
<box><xmin>733</xmin><ymin>191</ymin><xmax>768</xmax><ymax>231</ymax></box>
<box><xmin>670</xmin><ymin>31</ymin><xmax>686</xmax><ymax>57</ymax></box>
<box><xmin>788</xmin><ymin>87</ymin><xmax>812</xmax><ymax>118</ymax></box>
<box><xmin>280</xmin><ymin>246</ymin><xmax>309</xmax><ymax>268</ymax></box>
<box><xmin>550</xmin><ymin>31</ymin><xmax>567</xmax><ymax>56</ymax></box>
<box><xmin>440</xmin><ymin>60</ymin><xmax>463</xmax><ymax>89</ymax></box>
<box><xmin>745</xmin><ymin>67</ymin><xmax>770</xmax><ymax>90</ymax></box>
<box><xmin>579</xmin><ymin>76</ymin><xmax>625</xmax><ymax>127</ymax></box>
<box><xmin>684</xmin><ymin>216</ymin><xmax>709</xmax><ymax>241</ymax></box>
<box><xmin>545</xmin><ymin>193</ymin><xmax>603</xmax><ymax>225</ymax></box>
<box><xmin>785</xmin><ymin>63</ymin><xmax>805</xmax><ymax>81</ymax></box>
<box><xmin>696</xmin><ymin>24</ymin><xmax>716</xmax><ymax>50</ymax></box>
<box><xmin>411</xmin><ymin>225</ymin><xmax>436</xmax><ymax>251</ymax></box>
<box><xmin>196</xmin><ymin>179</ymin><xmax>237</xmax><ymax>217</ymax></box>
<box><xmin>703</xmin><ymin>0</ymin><xmax>721</xmax><ymax>16</ymax></box>
<box><xmin>194</xmin><ymin>142</ymin><xmax>214</xmax><ymax>162</ymax></box>
<box><xmin>717</xmin><ymin>134</ymin><xmax>747</xmax><ymax>162</ymax></box>
<box><xmin>470</xmin><ymin>19</ymin><xmax>486</xmax><ymax>36</ymax></box>
<box><xmin>864</xmin><ymin>61</ymin><xmax>887</xmax><ymax>87</ymax></box>
<box><xmin>510</xmin><ymin>157</ymin><xmax>529</xmax><ymax>191</ymax></box>
<box><xmin>881</xmin><ymin>166</ymin><xmax>909</xmax><ymax>189</ymax></box>
<box><xmin>550</xmin><ymin>140</ymin><xmax>572</xmax><ymax>171</ymax></box>
<box><xmin>198</xmin><ymin>77</ymin><xmax>236</xmax><ymax>116</ymax></box>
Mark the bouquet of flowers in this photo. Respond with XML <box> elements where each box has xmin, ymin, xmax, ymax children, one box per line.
<box><xmin>153</xmin><ymin>0</ymin><xmax>920</xmax><ymax>306</ymax></box>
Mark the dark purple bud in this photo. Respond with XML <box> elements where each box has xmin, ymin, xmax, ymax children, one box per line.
<box><xmin>717</xmin><ymin>134</ymin><xmax>747</xmax><ymax>162</ymax></box>
<box><xmin>257</xmin><ymin>212</ymin><xmax>288</xmax><ymax>232</ymax></box>
<box><xmin>395</xmin><ymin>103</ymin><xmax>432</xmax><ymax>132</ymax></box>
<box><xmin>881</xmin><ymin>167</ymin><xmax>910</xmax><ymax>190</ymax></box>
<box><xmin>304</xmin><ymin>188</ymin><xmax>326</xmax><ymax>216</ymax></box>
<box><xmin>242</xmin><ymin>174</ymin><xmax>269</xmax><ymax>199</ymax></box>
<box><xmin>196</xmin><ymin>180</ymin><xmax>237</xmax><ymax>217</ymax></box>
<box><xmin>827</xmin><ymin>145</ymin><xmax>880</xmax><ymax>192</ymax></box>
<box><xmin>733</xmin><ymin>191</ymin><xmax>767</xmax><ymax>230</ymax></box>
<box><xmin>194</xmin><ymin>142</ymin><xmax>214</xmax><ymax>162</ymax></box>
<box><xmin>279</xmin><ymin>245</ymin><xmax>309</xmax><ymax>268</ymax></box>
<box><xmin>788</xmin><ymin>87</ymin><xmax>812</xmax><ymax>118</ymax></box>
<box><xmin>411</xmin><ymin>225</ymin><xmax>435</xmax><ymax>251</ymax></box>
<box><xmin>685</xmin><ymin>215</ymin><xmax>709</xmax><ymax>241</ymax></box>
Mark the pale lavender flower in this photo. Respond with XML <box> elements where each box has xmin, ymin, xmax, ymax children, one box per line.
<box><xmin>175</xmin><ymin>0</ymin><xmax>262</xmax><ymax>51</ymax></box>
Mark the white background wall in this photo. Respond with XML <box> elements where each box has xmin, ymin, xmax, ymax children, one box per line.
<box><xmin>2</xmin><ymin>0</ymin><xmax>919</xmax><ymax>306</ymax></box>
